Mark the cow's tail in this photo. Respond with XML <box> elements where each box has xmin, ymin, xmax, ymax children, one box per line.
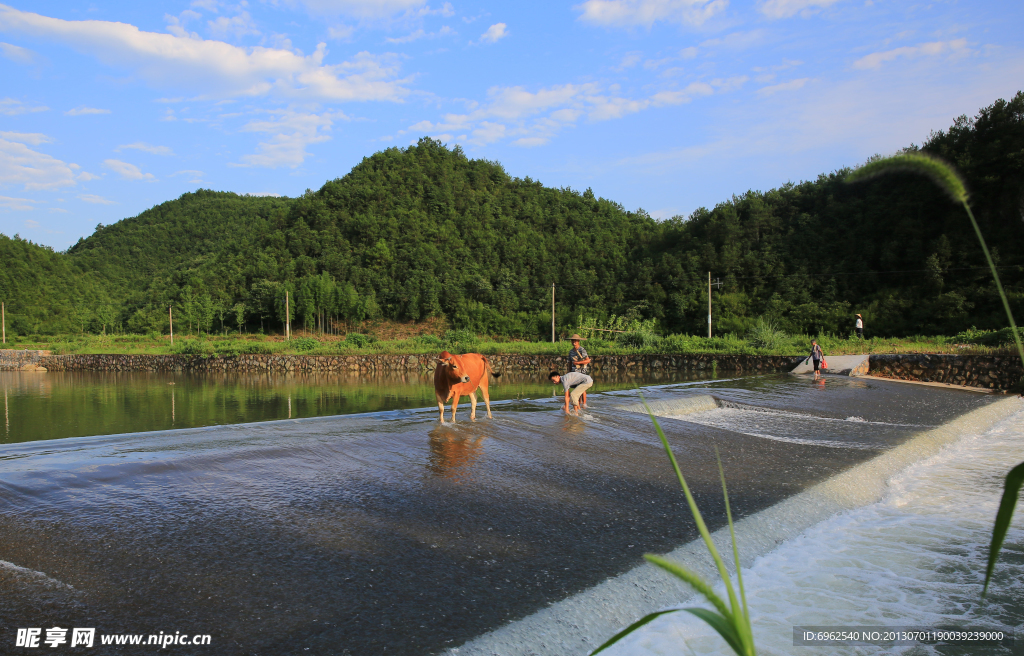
<box><xmin>483</xmin><ymin>356</ymin><xmax>502</xmax><ymax>378</ymax></box>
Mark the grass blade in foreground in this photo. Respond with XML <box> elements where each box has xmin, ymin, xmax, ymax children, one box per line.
<box><xmin>983</xmin><ymin>462</ymin><xmax>1024</xmax><ymax>596</ymax></box>
<box><xmin>847</xmin><ymin>152</ymin><xmax>1024</xmax><ymax>596</ymax></box>
<box><xmin>591</xmin><ymin>396</ymin><xmax>755</xmax><ymax>655</ymax></box>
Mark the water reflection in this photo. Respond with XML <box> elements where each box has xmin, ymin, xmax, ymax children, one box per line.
<box><xmin>427</xmin><ymin>424</ymin><xmax>487</xmax><ymax>482</ymax></box>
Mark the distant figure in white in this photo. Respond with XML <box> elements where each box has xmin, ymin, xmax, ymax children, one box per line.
<box><xmin>549</xmin><ymin>370</ymin><xmax>593</xmax><ymax>416</ymax></box>
<box><xmin>855</xmin><ymin>313</ymin><xmax>864</xmax><ymax>339</ymax></box>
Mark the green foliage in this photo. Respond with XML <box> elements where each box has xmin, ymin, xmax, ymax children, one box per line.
<box><xmin>344</xmin><ymin>333</ymin><xmax>376</xmax><ymax>348</ymax></box>
<box><xmin>442</xmin><ymin>329</ymin><xmax>479</xmax><ymax>353</ymax></box>
<box><xmin>593</xmin><ymin>400</ymin><xmax>755</xmax><ymax>656</ymax></box>
<box><xmin>746</xmin><ymin>316</ymin><xmax>787</xmax><ymax>350</ymax></box>
<box><xmin>2</xmin><ymin>94</ymin><xmax>1024</xmax><ymax>343</ymax></box>
<box><xmin>291</xmin><ymin>337</ymin><xmax>319</xmax><ymax>352</ymax></box>
<box><xmin>952</xmin><ymin>326</ymin><xmax>1023</xmax><ymax>346</ymax></box>
<box><xmin>618</xmin><ymin>331</ymin><xmax>663</xmax><ymax>349</ymax></box>
<box><xmin>172</xmin><ymin>339</ymin><xmax>215</xmax><ymax>357</ymax></box>
<box><xmin>414</xmin><ymin>334</ymin><xmax>443</xmax><ymax>349</ymax></box>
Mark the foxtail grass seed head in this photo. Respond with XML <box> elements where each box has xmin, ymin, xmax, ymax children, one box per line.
<box><xmin>846</xmin><ymin>152</ymin><xmax>968</xmax><ymax>204</ymax></box>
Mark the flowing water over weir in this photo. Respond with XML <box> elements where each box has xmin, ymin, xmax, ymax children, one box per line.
<box><xmin>0</xmin><ymin>373</ymin><xmax>1018</xmax><ymax>655</ymax></box>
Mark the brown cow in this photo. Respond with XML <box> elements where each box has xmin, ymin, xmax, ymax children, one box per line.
<box><xmin>433</xmin><ymin>351</ymin><xmax>501</xmax><ymax>422</ymax></box>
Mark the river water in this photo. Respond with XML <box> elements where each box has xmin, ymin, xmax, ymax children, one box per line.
<box><xmin>0</xmin><ymin>372</ymin><xmax>1019</xmax><ymax>655</ymax></box>
<box><xmin>0</xmin><ymin>369</ymin><xmax>703</xmax><ymax>444</ymax></box>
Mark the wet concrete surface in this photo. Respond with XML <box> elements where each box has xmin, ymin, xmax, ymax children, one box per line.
<box><xmin>0</xmin><ymin>374</ymin><xmax>997</xmax><ymax>655</ymax></box>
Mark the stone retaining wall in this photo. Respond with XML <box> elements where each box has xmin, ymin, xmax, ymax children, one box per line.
<box><xmin>29</xmin><ymin>352</ymin><xmax>803</xmax><ymax>375</ymax></box>
<box><xmin>6</xmin><ymin>351</ymin><xmax>1019</xmax><ymax>390</ymax></box>
<box><xmin>0</xmin><ymin>350</ymin><xmax>50</xmax><ymax>371</ymax></box>
<box><xmin>868</xmin><ymin>354</ymin><xmax>1022</xmax><ymax>391</ymax></box>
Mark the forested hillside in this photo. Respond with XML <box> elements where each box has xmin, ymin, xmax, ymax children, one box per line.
<box><xmin>1</xmin><ymin>91</ymin><xmax>1022</xmax><ymax>339</ymax></box>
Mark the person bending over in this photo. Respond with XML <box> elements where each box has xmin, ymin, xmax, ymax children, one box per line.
<box><xmin>549</xmin><ymin>370</ymin><xmax>593</xmax><ymax>416</ymax></box>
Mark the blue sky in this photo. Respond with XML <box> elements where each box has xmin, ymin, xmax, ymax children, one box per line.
<box><xmin>2</xmin><ymin>0</ymin><xmax>1022</xmax><ymax>250</ymax></box>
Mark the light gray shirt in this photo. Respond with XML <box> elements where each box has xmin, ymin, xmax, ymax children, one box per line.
<box><xmin>560</xmin><ymin>372</ymin><xmax>592</xmax><ymax>392</ymax></box>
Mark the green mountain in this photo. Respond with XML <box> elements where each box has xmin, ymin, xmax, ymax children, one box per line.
<box><xmin>1</xmin><ymin>91</ymin><xmax>1022</xmax><ymax>339</ymax></box>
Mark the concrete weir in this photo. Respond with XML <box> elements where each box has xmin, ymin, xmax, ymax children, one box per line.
<box><xmin>790</xmin><ymin>354</ymin><xmax>869</xmax><ymax>376</ymax></box>
<box><xmin>451</xmin><ymin>394</ymin><xmax>1021</xmax><ymax>656</ymax></box>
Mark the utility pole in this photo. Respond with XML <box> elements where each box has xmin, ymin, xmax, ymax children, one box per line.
<box><xmin>286</xmin><ymin>291</ymin><xmax>291</xmax><ymax>341</ymax></box>
<box><xmin>551</xmin><ymin>283</ymin><xmax>555</xmax><ymax>343</ymax></box>
<box><xmin>708</xmin><ymin>273</ymin><xmax>723</xmax><ymax>338</ymax></box>
<box><xmin>707</xmin><ymin>272</ymin><xmax>711</xmax><ymax>338</ymax></box>
<box><xmin>169</xmin><ymin>306</ymin><xmax>173</xmax><ymax>345</ymax></box>
<box><xmin>1</xmin><ymin>302</ymin><xmax>5</xmax><ymax>344</ymax></box>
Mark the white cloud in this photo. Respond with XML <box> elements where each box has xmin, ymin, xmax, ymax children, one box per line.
<box><xmin>236</xmin><ymin>110</ymin><xmax>341</xmax><ymax>168</ymax></box>
<box><xmin>650</xmin><ymin>81</ymin><xmax>714</xmax><ymax>105</ymax></box>
<box><xmin>0</xmin><ymin>136</ymin><xmax>77</xmax><ymax>190</ymax></box>
<box><xmin>116</xmin><ymin>142</ymin><xmax>174</xmax><ymax>156</ymax></box>
<box><xmin>575</xmin><ymin>0</ymin><xmax>727</xmax><ymax>28</ymax></box>
<box><xmin>103</xmin><ymin>159</ymin><xmax>156</xmax><ymax>180</ymax></box>
<box><xmin>0</xmin><ymin>5</ymin><xmax>410</xmax><ymax>103</ymax></box>
<box><xmin>0</xmin><ymin>97</ymin><xmax>47</xmax><ymax>115</ymax></box>
<box><xmin>853</xmin><ymin>39</ymin><xmax>970</xmax><ymax>70</ymax></box>
<box><xmin>479</xmin><ymin>23</ymin><xmax>507</xmax><ymax>44</ymax></box>
<box><xmin>78</xmin><ymin>193</ymin><xmax>117</xmax><ymax>204</ymax></box>
<box><xmin>387</xmin><ymin>28</ymin><xmax>426</xmax><ymax>43</ymax></box>
<box><xmin>207</xmin><ymin>11</ymin><xmax>261</xmax><ymax>40</ymax></box>
<box><xmin>759</xmin><ymin>0</ymin><xmax>839</xmax><ymax>19</ymax></box>
<box><xmin>246</xmin><ymin>192</ymin><xmax>283</xmax><ymax>197</ymax></box>
<box><xmin>711</xmin><ymin>75</ymin><xmax>749</xmax><ymax>92</ymax></box>
<box><xmin>402</xmin><ymin>79</ymin><xmax>719</xmax><ymax>147</ymax></box>
<box><xmin>385</xmin><ymin>25</ymin><xmax>454</xmax><ymax>43</ymax></box>
<box><xmin>280</xmin><ymin>0</ymin><xmax>431</xmax><ymax>20</ymax></box>
<box><xmin>327</xmin><ymin>24</ymin><xmax>355</xmax><ymax>39</ymax></box>
<box><xmin>170</xmin><ymin>169</ymin><xmax>204</xmax><ymax>183</ymax></box>
<box><xmin>699</xmin><ymin>30</ymin><xmax>764</xmax><ymax>50</ymax></box>
<box><xmin>0</xmin><ymin>194</ymin><xmax>41</xmax><ymax>210</ymax></box>
<box><xmin>757</xmin><ymin>77</ymin><xmax>809</xmax><ymax>95</ymax></box>
<box><xmin>615</xmin><ymin>51</ymin><xmax>643</xmax><ymax>70</ymax></box>
<box><xmin>76</xmin><ymin>171</ymin><xmax>101</xmax><ymax>181</ymax></box>
<box><xmin>65</xmin><ymin>106</ymin><xmax>111</xmax><ymax>116</ymax></box>
<box><xmin>0</xmin><ymin>40</ymin><xmax>35</xmax><ymax>63</ymax></box>
<box><xmin>0</xmin><ymin>131</ymin><xmax>52</xmax><ymax>145</ymax></box>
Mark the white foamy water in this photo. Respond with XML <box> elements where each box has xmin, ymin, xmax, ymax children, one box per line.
<box><xmin>665</xmin><ymin>404</ymin><xmax>917</xmax><ymax>449</ymax></box>
<box><xmin>604</xmin><ymin>409</ymin><xmax>1024</xmax><ymax>655</ymax></box>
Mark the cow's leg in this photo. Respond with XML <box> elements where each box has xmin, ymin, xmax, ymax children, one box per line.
<box><xmin>468</xmin><ymin>391</ymin><xmax>478</xmax><ymax>421</ymax></box>
<box><xmin>450</xmin><ymin>394</ymin><xmax>459</xmax><ymax>422</ymax></box>
<box><xmin>437</xmin><ymin>397</ymin><xmax>446</xmax><ymax>423</ymax></box>
<box><xmin>480</xmin><ymin>377</ymin><xmax>492</xmax><ymax>419</ymax></box>
<box><xmin>481</xmin><ymin>380</ymin><xmax>493</xmax><ymax>417</ymax></box>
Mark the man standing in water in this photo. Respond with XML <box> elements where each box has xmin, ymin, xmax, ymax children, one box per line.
<box><xmin>567</xmin><ymin>334</ymin><xmax>591</xmax><ymax>406</ymax></box>
<box><xmin>549</xmin><ymin>370</ymin><xmax>593</xmax><ymax>416</ymax></box>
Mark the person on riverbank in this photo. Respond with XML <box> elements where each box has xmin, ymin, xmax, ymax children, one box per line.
<box><xmin>855</xmin><ymin>314</ymin><xmax>864</xmax><ymax>339</ymax></box>
<box><xmin>549</xmin><ymin>370</ymin><xmax>593</xmax><ymax>416</ymax></box>
<box><xmin>807</xmin><ymin>340</ymin><xmax>824</xmax><ymax>380</ymax></box>
<box><xmin>568</xmin><ymin>334</ymin><xmax>591</xmax><ymax>406</ymax></box>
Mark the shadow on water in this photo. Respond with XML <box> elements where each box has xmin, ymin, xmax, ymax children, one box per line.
<box><xmin>0</xmin><ymin>374</ymin><xmax>1004</xmax><ymax>655</ymax></box>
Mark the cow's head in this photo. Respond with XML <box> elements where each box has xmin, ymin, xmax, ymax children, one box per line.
<box><xmin>436</xmin><ymin>351</ymin><xmax>471</xmax><ymax>384</ymax></box>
